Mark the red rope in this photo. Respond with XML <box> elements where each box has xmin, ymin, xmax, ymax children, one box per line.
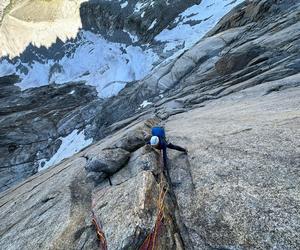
<box><xmin>140</xmin><ymin>151</ymin><xmax>169</xmax><ymax>250</ymax></box>
<box><xmin>92</xmin><ymin>211</ymin><xmax>108</xmax><ymax>250</ymax></box>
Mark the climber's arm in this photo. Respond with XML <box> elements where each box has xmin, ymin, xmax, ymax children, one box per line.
<box><xmin>167</xmin><ymin>143</ymin><xmax>187</xmax><ymax>153</ymax></box>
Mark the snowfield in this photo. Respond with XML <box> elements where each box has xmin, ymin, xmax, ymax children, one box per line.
<box><xmin>155</xmin><ymin>0</ymin><xmax>244</xmax><ymax>53</ymax></box>
<box><xmin>0</xmin><ymin>0</ymin><xmax>244</xmax><ymax>169</ymax></box>
<box><xmin>13</xmin><ymin>31</ymin><xmax>158</xmax><ymax>98</ymax></box>
<box><xmin>0</xmin><ymin>0</ymin><xmax>243</xmax><ymax>98</ymax></box>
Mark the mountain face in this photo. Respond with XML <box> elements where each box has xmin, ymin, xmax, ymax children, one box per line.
<box><xmin>0</xmin><ymin>0</ymin><xmax>86</xmax><ymax>58</ymax></box>
<box><xmin>0</xmin><ymin>76</ymin><xmax>99</xmax><ymax>190</ymax></box>
<box><xmin>80</xmin><ymin>0</ymin><xmax>201</xmax><ymax>43</ymax></box>
<box><xmin>0</xmin><ymin>0</ymin><xmax>300</xmax><ymax>249</ymax></box>
<box><xmin>0</xmin><ymin>0</ymin><xmax>245</xmax><ymax>191</ymax></box>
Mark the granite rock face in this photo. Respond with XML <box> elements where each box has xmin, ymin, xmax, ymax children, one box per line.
<box><xmin>0</xmin><ymin>156</ymin><xmax>98</xmax><ymax>250</ymax></box>
<box><xmin>1</xmin><ymin>86</ymin><xmax>299</xmax><ymax>249</ymax></box>
<box><xmin>0</xmin><ymin>80</ymin><xmax>99</xmax><ymax>191</ymax></box>
<box><xmin>86</xmin><ymin>0</ymin><xmax>300</xmax><ymax>136</ymax></box>
<box><xmin>0</xmin><ymin>0</ymin><xmax>207</xmax><ymax>191</ymax></box>
<box><xmin>166</xmin><ymin>86</ymin><xmax>300</xmax><ymax>249</ymax></box>
<box><xmin>0</xmin><ymin>0</ymin><xmax>300</xmax><ymax>249</ymax></box>
<box><xmin>0</xmin><ymin>119</ymin><xmax>184</xmax><ymax>249</ymax></box>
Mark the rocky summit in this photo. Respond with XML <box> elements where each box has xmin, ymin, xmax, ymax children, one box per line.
<box><xmin>0</xmin><ymin>0</ymin><xmax>300</xmax><ymax>249</ymax></box>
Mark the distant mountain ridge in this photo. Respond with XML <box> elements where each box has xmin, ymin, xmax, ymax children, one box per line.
<box><xmin>0</xmin><ymin>0</ymin><xmax>244</xmax><ymax>94</ymax></box>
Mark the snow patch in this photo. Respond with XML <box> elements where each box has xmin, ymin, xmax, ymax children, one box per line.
<box><xmin>38</xmin><ymin>129</ymin><xmax>92</xmax><ymax>171</ymax></box>
<box><xmin>121</xmin><ymin>1</ymin><xmax>128</xmax><ymax>8</ymax></box>
<box><xmin>0</xmin><ymin>59</ymin><xmax>16</xmax><ymax>77</ymax></box>
<box><xmin>148</xmin><ymin>19</ymin><xmax>157</xmax><ymax>30</ymax></box>
<box><xmin>11</xmin><ymin>31</ymin><xmax>158</xmax><ymax>98</ymax></box>
<box><xmin>134</xmin><ymin>2</ymin><xmax>147</xmax><ymax>13</ymax></box>
<box><xmin>124</xmin><ymin>29</ymin><xmax>139</xmax><ymax>43</ymax></box>
<box><xmin>140</xmin><ymin>100</ymin><xmax>153</xmax><ymax>108</ymax></box>
<box><xmin>155</xmin><ymin>0</ymin><xmax>244</xmax><ymax>54</ymax></box>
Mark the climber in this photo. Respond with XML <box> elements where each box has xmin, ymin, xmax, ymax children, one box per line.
<box><xmin>149</xmin><ymin>126</ymin><xmax>187</xmax><ymax>168</ymax></box>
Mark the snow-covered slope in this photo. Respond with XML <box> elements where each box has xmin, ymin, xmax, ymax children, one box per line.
<box><xmin>0</xmin><ymin>0</ymin><xmax>246</xmax><ymax>190</ymax></box>
<box><xmin>6</xmin><ymin>32</ymin><xmax>158</xmax><ymax>97</ymax></box>
<box><xmin>156</xmin><ymin>0</ymin><xmax>244</xmax><ymax>53</ymax></box>
<box><xmin>0</xmin><ymin>0</ymin><xmax>243</xmax><ymax>98</ymax></box>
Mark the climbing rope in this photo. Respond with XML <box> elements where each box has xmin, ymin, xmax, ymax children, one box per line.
<box><xmin>92</xmin><ymin>210</ymin><xmax>108</xmax><ymax>250</ymax></box>
<box><xmin>139</xmin><ymin>151</ymin><xmax>170</xmax><ymax>250</ymax></box>
<box><xmin>91</xmin><ymin>150</ymin><xmax>171</xmax><ymax>250</ymax></box>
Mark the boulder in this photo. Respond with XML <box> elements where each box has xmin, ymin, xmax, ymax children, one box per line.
<box><xmin>85</xmin><ymin>148</ymin><xmax>130</xmax><ymax>174</ymax></box>
<box><xmin>111</xmin><ymin>146</ymin><xmax>160</xmax><ymax>185</ymax></box>
<box><xmin>113</xmin><ymin>125</ymin><xmax>151</xmax><ymax>152</ymax></box>
<box><xmin>85</xmin><ymin>118</ymin><xmax>159</xmax><ymax>184</ymax></box>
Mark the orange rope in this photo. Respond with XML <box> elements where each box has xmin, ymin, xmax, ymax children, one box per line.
<box><xmin>91</xmin><ymin>149</ymin><xmax>171</xmax><ymax>250</ymax></box>
<box><xmin>92</xmin><ymin>211</ymin><xmax>108</xmax><ymax>250</ymax></box>
<box><xmin>140</xmin><ymin>151</ymin><xmax>170</xmax><ymax>250</ymax></box>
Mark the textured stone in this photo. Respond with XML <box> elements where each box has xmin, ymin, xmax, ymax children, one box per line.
<box><xmin>0</xmin><ymin>0</ymin><xmax>300</xmax><ymax>249</ymax></box>
<box><xmin>111</xmin><ymin>146</ymin><xmax>160</xmax><ymax>185</ymax></box>
<box><xmin>0</xmin><ymin>119</ymin><xmax>183</xmax><ymax>249</ymax></box>
<box><xmin>0</xmin><ymin>81</ymin><xmax>98</xmax><ymax>191</ymax></box>
<box><xmin>80</xmin><ymin>0</ymin><xmax>201</xmax><ymax>43</ymax></box>
<box><xmin>85</xmin><ymin>148</ymin><xmax>130</xmax><ymax>174</ymax></box>
<box><xmin>166</xmin><ymin>86</ymin><xmax>300</xmax><ymax>249</ymax></box>
<box><xmin>0</xmin><ymin>157</ymin><xmax>98</xmax><ymax>250</ymax></box>
<box><xmin>92</xmin><ymin>171</ymin><xmax>160</xmax><ymax>249</ymax></box>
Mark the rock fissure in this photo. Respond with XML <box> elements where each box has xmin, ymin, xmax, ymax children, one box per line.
<box><xmin>138</xmin><ymin>153</ymin><xmax>187</xmax><ymax>249</ymax></box>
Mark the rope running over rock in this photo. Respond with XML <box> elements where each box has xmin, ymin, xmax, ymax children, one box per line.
<box><xmin>139</xmin><ymin>151</ymin><xmax>170</xmax><ymax>250</ymax></box>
